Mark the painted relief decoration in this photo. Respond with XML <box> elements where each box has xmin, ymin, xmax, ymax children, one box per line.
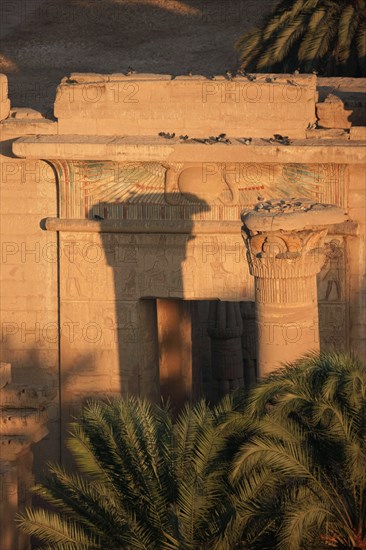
<box><xmin>53</xmin><ymin>161</ymin><xmax>347</xmax><ymax>220</ymax></box>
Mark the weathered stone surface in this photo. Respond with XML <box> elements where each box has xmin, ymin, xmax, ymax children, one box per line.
<box><xmin>317</xmin><ymin>77</ymin><xmax>366</xmax><ymax>126</ymax></box>
<box><xmin>1</xmin><ymin>118</ymin><xmax>57</xmax><ymax>135</ymax></box>
<box><xmin>316</xmin><ymin>94</ymin><xmax>352</xmax><ymax>129</ymax></box>
<box><xmin>10</xmin><ymin>108</ymin><xmax>44</xmax><ymax>119</ymax></box>
<box><xmin>0</xmin><ymin>363</ymin><xmax>55</xmax><ymax>550</ymax></box>
<box><xmin>0</xmin><ymin>363</ymin><xmax>11</xmax><ymax>389</ymax></box>
<box><xmin>306</xmin><ymin>128</ymin><xmax>349</xmax><ymax>140</ymax></box>
<box><xmin>1</xmin><ymin>73</ymin><xmax>366</xmax><ymax>500</ymax></box>
<box><xmin>350</xmin><ymin>127</ymin><xmax>366</xmax><ymax>141</ymax></box>
<box><xmin>0</xmin><ymin>73</ymin><xmax>10</xmax><ymax>120</ymax></box>
<box><xmin>54</xmin><ymin>73</ymin><xmax>317</xmax><ymax>138</ymax></box>
<box><xmin>241</xmin><ymin>201</ymin><xmax>349</xmax><ymax>375</ymax></box>
<box><xmin>242</xmin><ymin>199</ymin><xmax>347</xmax><ymax>231</ymax></box>
<box><xmin>13</xmin><ymin>135</ymin><xmax>366</xmax><ymax>164</ymax></box>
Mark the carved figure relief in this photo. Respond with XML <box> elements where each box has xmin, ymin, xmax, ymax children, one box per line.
<box><xmin>62</xmin><ymin>239</ymin><xmax>85</xmax><ymax>298</ymax></box>
<box><xmin>321</xmin><ymin>239</ymin><xmax>343</xmax><ymax>300</ymax></box>
<box><xmin>104</xmin><ymin>304</ymin><xmax>138</xmax><ymax>345</ymax></box>
<box><xmin>318</xmin><ymin>237</ymin><xmax>348</xmax><ymax>351</ymax></box>
<box><xmin>123</xmin><ymin>268</ymin><xmax>137</xmax><ymax>295</ymax></box>
<box><xmin>123</xmin><ymin>236</ymin><xmax>138</xmax><ymax>264</ymax></box>
<box><xmin>142</xmin><ymin>253</ymin><xmax>169</xmax><ymax>292</ymax></box>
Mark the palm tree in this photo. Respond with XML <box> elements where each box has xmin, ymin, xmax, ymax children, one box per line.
<box><xmin>230</xmin><ymin>352</ymin><xmax>366</xmax><ymax>549</ymax></box>
<box><xmin>236</xmin><ymin>0</ymin><xmax>366</xmax><ymax>76</ymax></box>
<box><xmin>17</xmin><ymin>353</ymin><xmax>366</xmax><ymax>549</ymax></box>
<box><xmin>17</xmin><ymin>395</ymin><xmax>248</xmax><ymax>550</ymax></box>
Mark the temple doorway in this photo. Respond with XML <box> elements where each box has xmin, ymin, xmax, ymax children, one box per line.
<box><xmin>156</xmin><ymin>299</ymin><xmax>257</xmax><ymax>410</ymax></box>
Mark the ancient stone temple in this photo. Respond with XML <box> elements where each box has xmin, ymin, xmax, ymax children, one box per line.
<box><xmin>0</xmin><ymin>71</ymin><xmax>365</xmax><ymax>547</ymax></box>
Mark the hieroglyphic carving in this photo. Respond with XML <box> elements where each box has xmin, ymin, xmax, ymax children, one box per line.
<box><xmin>318</xmin><ymin>236</ymin><xmax>348</xmax><ymax>351</ymax></box>
<box><xmin>59</xmin><ymin>230</ymin><xmax>252</xmax><ymax>301</ymax></box>
<box><xmin>319</xmin><ymin>304</ymin><xmax>348</xmax><ymax>351</ymax></box>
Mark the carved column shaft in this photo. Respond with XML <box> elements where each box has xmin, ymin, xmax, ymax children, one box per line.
<box><xmin>207</xmin><ymin>301</ymin><xmax>244</xmax><ymax>397</ymax></box>
<box><xmin>241</xmin><ymin>199</ymin><xmax>347</xmax><ymax>376</ymax></box>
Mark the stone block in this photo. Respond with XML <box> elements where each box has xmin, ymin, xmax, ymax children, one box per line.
<box><xmin>316</xmin><ymin>94</ymin><xmax>352</xmax><ymax>129</ymax></box>
<box><xmin>306</xmin><ymin>128</ymin><xmax>349</xmax><ymax>140</ymax></box>
<box><xmin>1</xmin><ymin>118</ymin><xmax>57</xmax><ymax>136</ymax></box>
<box><xmin>350</xmin><ymin>127</ymin><xmax>366</xmax><ymax>141</ymax></box>
<box><xmin>54</xmin><ymin>73</ymin><xmax>317</xmax><ymax>138</ymax></box>
<box><xmin>0</xmin><ymin>363</ymin><xmax>11</xmax><ymax>389</ymax></box>
<box><xmin>9</xmin><ymin>108</ymin><xmax>44</xmax><ymax>119</ymax></box>
<box><xmin>0</xmin><ymin>74</ymin><xmax>10</xmax><ymax>121</ymax></box>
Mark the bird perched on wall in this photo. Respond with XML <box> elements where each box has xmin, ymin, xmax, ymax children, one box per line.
<box><xmin>265</xmin><ymin>76</ymin><xmax>276</xmax><ymax>83</ymax></box>
<box><xmin>159</xmin><ymin>132</ymin><xmax>175</xmax><ymax>139</ymax></box>
<box><xmin>126</xmin><ymin>66</ymin><xmax>136</xmax><ymax>75</ymax></box>
<box><xmin>217</xmin><ymin>133</ymin><xmax>231</xmax><ymax>144</ymax></box>
<box><xmin>312</xmin><ymin>69</ymin><xmax>319</xmax><ymax>75</ymax></box>
<box><xmin>193</xmin><ymin>138</ymin><xmax>211</xmax><ymax>144</ymax></box>
<box><xmin>271</xmin><ymin>134</ymin><xmax>291</xmax><ymax>145</ymax></box>
<box><xmin>225</xmin><ymin>70</ymin><xmax>233</xmax><ymax>80</ymax></box>
<box><xmin>247</xmin><ymin>74</ymin><xmax>256</xmax><ymax>81</ymax></box>
<box><xmin>242</xmin><ymin>137</ymin><xmax>252</xmax><ymax>145</ymax></box>
<box><xmin>179</xmin><ymin>135</ymin><xmax>189</xmax><ymax>141</ymax></box>
<box><xmin>93</xmin><ymin>214</ymin><xmax>104</xmax><ymax>220</ymax></box>
<box><xmin>293</xmin><ymin>68</ymin><xmax>300</xmax><ymax>75</ymax></box>
<box><xmin>188</xmin><ymin>70</ymin><xmax>193</xmax><ymax>77</ymax></box>
<box><xmin>237</xmin><ymin>68</ymin><xmax>247</xmax><ymax>76</ymax></box>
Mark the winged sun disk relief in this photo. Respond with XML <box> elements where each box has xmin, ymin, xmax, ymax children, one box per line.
<box><xmin>80</xmin><ymin>161</ymin><xmax>340</xmax><ymax>214</ymax></box>
<box><xmin>164</xmin><ymin>163</ymin><xmax>239</xmax><ymax>205</ymax></box>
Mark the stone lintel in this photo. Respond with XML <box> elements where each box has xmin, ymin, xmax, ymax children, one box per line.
<box><xmin>12</xmin><ymin>135</ymin><xmax>366</xmax><ymax>164</ymax></box>
<box><xmin>43</xmin><ymin>218</ymin><xmax>358</xmax><ymax>236</ymax></box>
<box><xmin>54</xmin><ymin>73</ymin><xmax>317</xmax><ymax>139</ymax></box>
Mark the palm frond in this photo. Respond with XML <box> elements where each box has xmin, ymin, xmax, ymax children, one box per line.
<box><xmin>17</xmin><ymin>508</ymin><xmax>99</xmax><ymax>549</ymax></box>
<box><xmin>236</xmin><ymin>0</ymin><xmax>366</xmax><ymax>75</ymax></box>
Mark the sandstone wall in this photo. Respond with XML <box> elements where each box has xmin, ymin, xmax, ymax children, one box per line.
<box><xmin>0</xmin><ymin>72</ymin><xmax>365</xmax><ymax>480</ymax></box>
<box><xmin>55</xmin><ymin>73</ymin><xmax>317</xmax><ymax>139</ymax></box>
<box><xmin>0</xmin><ymin>122</ymin><xmax>60</xmax><ymax>475</ymax></box>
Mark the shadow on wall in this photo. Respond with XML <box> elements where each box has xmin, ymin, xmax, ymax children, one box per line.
<box><xmin>92</xmin><ymin>191</ymin><xmax>210</xmax><ymax>407</ymax></box>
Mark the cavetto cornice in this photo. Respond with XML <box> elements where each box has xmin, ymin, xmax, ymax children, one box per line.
<box><xmin>13</xmin><ymin>135</ymin><xmax>366</xmax><ymax>164</ymax></box>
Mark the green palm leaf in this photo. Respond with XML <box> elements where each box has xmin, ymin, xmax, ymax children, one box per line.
<box><xmin>236</xmin><ymin>0</ymin><xmax>366</xmax><ymax>76</ymax></box>
<box><xmin>17</xmin><ymin>508</ymin><xmax>99</xmax><ymax>549</ymax></box>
